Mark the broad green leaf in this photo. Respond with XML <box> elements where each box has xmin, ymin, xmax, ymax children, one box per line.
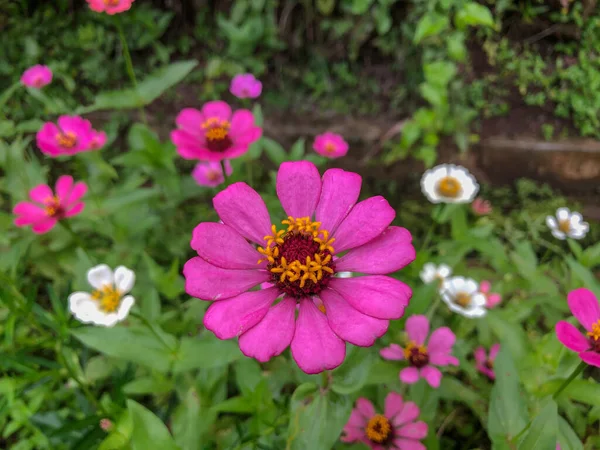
<box><xmin>558</xmin><ymin>416</ymin><xmax>584</xmax><ymax>450</ymax></box>
<box><xmin>289</xmin><ymin>138</ymin><xmax>306</xmax><ymax>160</ymax></box>
<box><xmin>364</xmin><ymin>360</ymin><xmax>402</xmax><ymax>385</ymax></box>
<box><xmin>171</xmin><ymin>389</ymin><xmax>215</xmax><ymax>450</ymax></box>
<box><xmin>172</xmin><ymin>336</ymin><xmax>241</xmax><ymax>373</ymax></box>
<box><xmin>536</xmin><ymin>379</ymin><xmax>600</xmax><ymax>406</ymax></box>
<box><xmin>72</xmin><ymin>326</ymin><xmax>175</xmax><ymax>373</ymax></box>
<box><xmin>350</xmin><ymin>0</ymin><xmax>374</xmax><ymax>14</ymax></box>
<box><xmin>287</xmin><ymin>383</ymin><xmax>352</xmax><ymax>450</ymax></box>
<box><xmin>517</xmin><ymin>398</ymin><xmax>557</xmax><ymax>450</ymax></box>
<box><xmin>136</xmin><ymin>60</ymin><xmax>198</xmax><ymax>104</ymax></box>
<box><xmin>566</xmin><ymin>257</ymin><xmax>600</xmax><ymax>298</ymax></box>
<box><xmin>487</xmin><ymin>347</ymin><xmax>528</xmax><ymax>444</ymax></box>
<box><xmin>262</xmin><ymin>137</ymin><xmax>287</xmax><ymax>165</ymax></box>
<box><xmin>424</xmin><ymin>61</ymin><xmax>457</xmax><ymax>87</ymax></box>
<box><xmin>486</xmin><ymin>311</ymin><xmax>529</xmax><ymax>362</ymax></box>
<box><xmin>414</xmin><ymin>13</ymin><xmax>449</xmax><ymax>43</ymax></box>
<box><xmin>127</xmin><ymin>400</ymin><xmax>179</xmax><ymax>450</ymax></box>
<box><xmin>123</xmin><ymin>376</ymin><xmax>173</xmax><ymax>395</ymax></box>
<box><xmin>455</xmin><ymin>2</ymin><xmax>495</xmax><ymax>29</ymax></box>
<box><xmin>332</xmin><ymin>346</ymin><xmax>374</xmax><ymax>394</ymax></box>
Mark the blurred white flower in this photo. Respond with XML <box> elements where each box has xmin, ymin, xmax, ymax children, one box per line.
<box><xmin>421</xmin><ymin>164</ymin><xmax>479</xmax><ymax>204</ymax></box>
<box><xmin>420</xmin><ymin>263</ymin><xmax>452</xmax><ymax>286</ymax></box>
<box><xmin>337</xmin><ymin>271</ymin><xmax>353</xmax><ymax>278</ymax></box>
<box><xmin>69</xmin><ymin>264</ymin><xmax>135</xmax><ymax>327</ymax></box>
<box><xmin>441</xmin><ymin>276</ymin><xmax>487</xmax><ymax>318</ymax></box>
<box><xmin>546</xmin><ymin>207</ymin><xmax>589</xmax><ymax>240</ymax></box>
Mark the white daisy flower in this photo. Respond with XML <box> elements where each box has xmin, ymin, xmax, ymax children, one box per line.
<box><xmin>441</xmin><ymin>276</ymin><xmax>487</xmax><ymax>318</ymax></box>
<box><xmin>69</xmin><ymin>264</ymin><xmax>135</xmax><ymax>327</ymax></box>
<box><xmin>420</xmin><ymin>263</ymin><xmax>452</xmax><ymax>286</ymax></box>
<box><xmin>420</xmin><ymin>164</ymin><xmax>479</xmax><ymax>204</ymax></box>
<box><xmin>336</xmin><ymin>271</ymin><xmax>353</xmax><ymax>278</ymax></box>
<box><xmin>546</xmin><ymin>207</ymin><xmax>589</xmax><ymax>240</ymax></box>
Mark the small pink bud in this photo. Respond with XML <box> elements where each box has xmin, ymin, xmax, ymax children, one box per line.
<box><xmin>471</xmin><ymin>197</ymin><xmax>492</xmax><ymax>216</ymax></box>
<box><xmin>100</xmin><ymin>418</ymin><xmax>113</xmax><ymax>432</ymax></box>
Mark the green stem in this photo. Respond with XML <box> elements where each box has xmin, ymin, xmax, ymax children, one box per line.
<box><xmin>321</xmin><ymin>370</ymin><xmax>331</xmax><ymax>389</ymax></box>
<box><xmin>420</xmin><ymin>220</ymin><xmax>437</xmax><ymax>251</ymax></box>
<box><xmin>221</xmin><ymin>160</ymin><xmax>230</xmax><ymax>186</ymax></box>
<box><xmin>553</xmin><ymin>361</ymin><xmax>586</xmax><ymax>400</ymax></box>
<box><xmin>131</xmin><ymin>312</ymin><xmax>175</xmax><ymax>352</ymax></box>
<box><xmin>115</xmin><ymin>16</ymin><xmax>147</xmax><ymax>125</ymax></box>
<box><xmin>59</xmin><ymin>221</ymin><xmax>92</xmax><ymax>261</ymax></box>
<box><xmin>426</xmin><ymin>295</ymin><xmax>442</xmax><ymax>320</ymax></box>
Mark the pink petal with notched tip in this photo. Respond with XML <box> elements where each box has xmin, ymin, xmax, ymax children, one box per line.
<box><xmin>405</xmin><ymin>315</ymin><xmax>429</xmax><ymax>346</ymax></box>
<box><xmin>315</xmin><ymin>168</ymin><xmax>361</xmax><ymax>235</ymax></box>
<box><xmin>238</xmin><ymin>297</ymin><xmax>296</xmax><ymax>362</ymax></box>
<box><xmin>567</xmin><ymin>288</ymin><xmax>600</xmax><ymax>331</ymax></box>
<box><xmin>276</xmin><ymin>161</ymin><xmax>321</xmax><ymax>219</ymax></box>
<box><xmin>380</xmin><ymin>343</ymin><xmax>405</xmax><ymax>360</ymax></box>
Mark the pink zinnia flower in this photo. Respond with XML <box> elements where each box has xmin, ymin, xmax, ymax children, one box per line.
<box><xmin>184</xmin><ymin>161</ymin><xmax>415</xmax><ymax>374</ymax></box>
<box><xmin>86</xmin><ymin>0</ymin><xmax>134</xmax><ymax>14</ymax></box>
<box><xmin>556</xmin><ymin>288</ymin><xmax>600</xmax><ymax>367</ymax></box>
<box><xmin>89</xmin><ymin>130</ymin><xmax>107</xmax><ymax>150</ymax></box>
<box><xmin>36</xmin><ymin>115</ymin><xmax>96</xmax><ymax>157</ymax></box>
<box><xmin>474</xmin><ymin>344</ymin><xmax>500</xmax><ymax>380</ymax></box>
<box><xmin>471</xmin><ymin>197</ymin><xmax>492</xmax><ymax>215</ymax></box>
<box><xmin>20</xmin><ymin>65</ymin><xmax>52</xmax><ymax>88</ymax></box>
<box><xmin>13</xmin><ymin>176</ymin><xmax>87</xmax><ymax>234</ymax></box>
<box><xmin>380</xmin><ymin>314</ymin><xmax>459</xmax><ymax>388</ymax></box>
<box><xmin>230</xmin><ymin>74</ymin><xmax>262</xmax><ymax>99</ymax></box>
<box><xmin>480</xmin><ymin>280</ymin><xmax>501</xmax><ymax>308</ymax></box>
<box><xmin>192</xmin><ymin>161</ymin><xmax>233</xmax><ymax>187</ymax></box>
<box><xmin>342</xmin><ymin>393</ymin><xmax>428</xmax><ymax>450</ymax></box>
<box><xmin>171</xmin><ymin>101</ymin><xmax>262</xmax><ymax>162</ymax></box>
<box><xmin>313</xmin><ymin>132</ymin><xmax>349</xmax><ymax>159</ymax></box>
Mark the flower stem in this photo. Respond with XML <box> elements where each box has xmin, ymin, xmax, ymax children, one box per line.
<box><xmin>221</xmin><ymin>160</ymin><xmax>229</xmax><ymax>186</ymax></box>
<box><xmin>553</xmin><ymin>361</ymin><xmax>586</xmax><ymax>400</ymax></box>
<box><xmin>321</xmin><ymin>370</ymin><xmax>331</xmax><ymax>389</ymax></box>
<box><xmin>115</xmin><ymin>16</ymin><xmax>147</xmax><ymax>125</ymax></box>
<box><xmin>426</xmin><ymin>295</ymin><xmax>442</xmax><ymax>320</ymax></box>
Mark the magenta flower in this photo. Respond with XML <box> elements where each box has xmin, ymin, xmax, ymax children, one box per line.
<box><xmin>184</xmin><ymin>161</ymin><xmax>415</xmax><ymax>374</ymax></box>
<box><xmin>89</xmin><ymin>130</ymin><xmax>107</xmax><ymax>150</ymax></box>
<box><xmin>192</xmin><ymin>161</ymin><xmax>233</xmax><ymax>187</ymax></box>
<box><xmin>20</xmin><ymin>65</ymin><xmax>52</xmax><ymax>88</ymax></box>
<box><xmin>471</xmin><ymin>197</ymin><xmax>492</xmax><ymax>215</ymax></box>
<box><xmin>480</xmin><ymin>280</ymin><xmax>501</xmax><ymax>308</ymax></box>
<box><xmin>342</xmin><ymin>393</ymin><xmax>427</xmax><ymax>450</ymax></box>
<box><xmin>13</xmin><ymin>176</ymin><xmax>87</xmax><ymax>234</ymax></box>
<box><xmin>474</xmin><ymin>344</ymin><xmax>499</xmax><ymax>380</ymax></box>
<box><xmin>86</xmin><ymin>0</ymin><xmax>134</xmax><ymax>14</ymax></box>
<box><xmin>556</xmin><ymin>288</ymin><xmax>600</xmax><ymax>367</ymax></box>
<box><xmin>171</xmin><ymin>101</ymin><xmax>262</xmax><ymax>162</ymax></box>
<box><xmin>313</xmin><ymin>132</ymin><xmax>349</xmax><ymax>159</ymax></box>
<box><xmin>36</xmin><ymin>115</ymin><xmax>97</xmax><ymax>157</ymax></box>
<box><xmin>380</xmin><ymin>315</ymin><xmax>459</xmax><ymax>388</ymax></box>
<box><xmin>230</xmin><ymin>74</ymin><xmax>262</xmax><ymax>99</ymax></box>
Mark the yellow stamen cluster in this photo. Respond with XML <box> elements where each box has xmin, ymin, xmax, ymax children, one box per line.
<box><xmin>91</xmin><ymin>285</ymin><xmax>122</xmax><ymax>313</ymax></box>
<box><xmin>324</xmin><ymin>141</ymin><xmax>336</xmax><ymax>154</ymax></box>
<box><xmin>455</xmin><ymin>292</ymin><xmax>472</xmax><ymax>307</ymax></box>
<box><xmin>103</xmin><ymin>0</ymin><xmax>120</xmax><ymax>5</ymax></box>
<box><xmin>202</xmin><ymin>118</ymin><xmax>230</xmax><ymax>141</ymax></box>
<box><xmin>365</xmin><ymin>414</ymin><xmax>391</xmax><ymax>443</ymax></box>
<box><xmin>44</xmin><ymin>195</ymin><xmax>60</xmax><ymax>217</ymax></box>
<box><xmin>587</xmin><ymin>320</ymin><xmax>600</xmax><ymax>341</ymax></box>
<box><xmin>258</xmin><ymin>216</ymin><xmax>335</xmax><ymax>289</ymax></box>
<box><xmin>558</xmin><ymin>219</ymin><xmax>571</xmax><ymax>234</ymax></box>
<box><xmin>56</xmin><ymin>131</ymin><xmax>77</xmax><ymax>148</ymax></box>
<box><xmin>403</xmin><ymin>341</ymin><xmax>428</xmax><ymax>360</ymax></box>
<box><xmin>436</xmin><ymin>176</ymin><xmax>461</xmax><ymax>198</ymax></box>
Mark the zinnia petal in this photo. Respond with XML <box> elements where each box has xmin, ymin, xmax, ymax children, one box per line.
<box><xmin>567</xmin><ymin>288</ymin><xmax>600</xmax><ymax>331</ymax></box>
<box><xmin>315</xmin><ymin>168</ymin><xmax>361</xmax><ymax>234</ymax></box>
<box><xmin>556</xmin><ymin>321</ymin><xmax>590</xmax><ymax>352</ymax></box>
<box><xmin>405</xmin><ymin>315</ymin><xmax>429</xmax><ymax>346</ymax></box>
<box><xmin>276</xmin><ymin>161</ymin><xmax>321</xmax><ymax>218</ymax></box>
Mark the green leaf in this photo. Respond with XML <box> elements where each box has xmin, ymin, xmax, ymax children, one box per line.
<box><xmin>262</xmin><ymin>137</ymin><xmax>287</xmax><ymax>165</ymax></box>
<box><xmin>127</xmin><ymin>400</ymin><xmax>179</xmax><ymax>450</ymax></box>
<box><xmin>287</xmin><ymin>383</ymin><xmax>352</xmax><ymax>450</ymax></box>
<box><xmin>536</xmin><ymin>379</ymin><xmax>600</xmax><ymax>406</ymax></box>
<box><xmin>72</xmin><ymin>326</ymin><xmax>174</xmax><ymax>373</ymax></box>
<box><xmin>486</xmin><ymin>311</ymin><xmax>529</xmax><ymax>362</ymax></box>
<box><xmin>332</xmin><ymin>346</ymin><xmax>374</xmax><ymax>394</ymax></box>
<box><xmin>414</xmin><ymin>13</ymin><xmax>449</xmax><ymax>44</ymax></box>
<box><xmin>517</xmin><ymin>399</ymin><xmax>557</xmax><ymax>450</ymax></box>
<box><xmin>289</xmin><ymin>138</ymin><xmax>306</xmax><ymax>160</ymax></box>
<box><xmin>487</xmin><ymin>347</ymin><xmax>528</xmax><ymax>444</ymax></box>
<box><xmin>439</xmin><ymin>378</ymin><xmax>487</xmax><ymax>424</ymax></box>
<box><xmin>171</xmin><ymin>389</ymin><xmax>215</xmax><ymax>450</ymax></box>
<box><xmin>424</xmin><ymin>61</ymin><xmax>457</xmax><ymax>87</ymax></box>
<box><xmin>455</xmin><ymin>2</ymin><xmax>495</xmax><ymax>30</ymax></box>
<box><xmin>558</xmin><ymin>416</ymin><xmax>584</xmax><ymax>450</ymax></box>
<box><xmin>566</xmin><ymin>257</ymin><xmax>600</xmax><ymax>298</ymax></box>
<box><xmin>582</xmin><ymin>241</ymin><xmax>600</xmax><ymax>268</ymax></box>
<box><xmin>172</xmin><ymin>336</ymin><xmax>241</xmax><ymax>373</ymax></box>
<box><xmin>350</xmin><ymin>0</ymin><xmax>374</xmax><ymax>15</ymax></box>
<box><xmin>123</xmin><ymin>377</ymin><xmax>173</xmax><ymax>396</ymax></box>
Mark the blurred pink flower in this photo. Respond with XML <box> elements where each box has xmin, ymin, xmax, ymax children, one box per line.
<box><xmin>99</xmin><ymin>418</ymin><xmax>113</xmax><ymax>431</ymax></box>
<box><xmin>556</xmin><ymin>288</ymin><xmax>600</xmax><ymax>367</ymax></box>
<box><xmin>192</xmin><ymin>161</ymin><xmax>233</xmax><ymax>187</ymax></box>
<box><xmin>474</xmin><ymin>344</ymin><xmax>500</xmax><ymax>380</ymax></box>
<box><xmin>341</xmin><ymin>393</ymin><xmax>427</xmax><ymax>450</ymax></box>
<box><xmin>480</xmin><ymin>280</ymin><xmax>502</xmax><ymax>308</ymax></box>
<box><xmin>36</xmin><ymin>115</ymin><xmax>96</xmax><ymax>157</ymax></box>
<box><xmin>313</xmin><ymin>132</ymin><xmax>349</xmax><ymax>159</ymax></box>
<box><xmin>380</xmin><ymin>314</ymin><xmax>459</xmax><ymax>388</ymax></box>
<box><xmin>171</xmin><ymin>101</ymin><xmax>262</xmax><ymax>162</ymax></box>
<box><xmin>230</xmin><ymin>74</ymin><xmax>262</xmax><ymax>99</ymax></box>
<box><xmin>13</xmin><ymin>176</ymin><xmax>87</xmax><ymax>234</ymax></box>
<box><xmin>184</xmin><ymin>161</ymin><xmax>415</xmax><ymax>373</ymax></box>
<box><xmin>87</xmin><ymin>0</ymin><xmax>134</xmax><ymax>14</ymax></box>
<box><xmin>20</xmin><ymin>65</ymin><xmax>52</xmax><ymax>88</ymax></box>
<box><xmin>89</xmin><ymin>130</ymin><xmax>107</xmax><ymax>150</ymax></box>
<box><xmin>471</xmin><ymin>197</ymin><xmax>492</xmax><ymax>215</ymax></box>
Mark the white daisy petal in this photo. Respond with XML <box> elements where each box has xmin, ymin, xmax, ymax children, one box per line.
<box><xmin>87</xmin><ymin>264</ymin><xmax>114</xmax><ymax>290</ymax></box>
<box><xmin>551</xmin><ymin>229</ymin><xmax>566</xmax><ymax>240</ymax></box>
<box><xmin>93</xmin><ymin>313</ymin><xmax>120</xmax><ymax>328</ymax></box>
<box><xmin>570</xmin><ymin>212</ymin><xmax>583</xmax><ymax>225</ymax></box>
<box><xmin>117</xmin><ymin>296</ymin><xmax>135</xmax><ymax>320</ymax></box>
<box><xmin>448</xmin><ymin>276</ymin><xmax>466</xmax><ymax>292</ymax></box>
<box><xmin>464</xmin><ymin>279</ymin><xmax>479</xmax><ymax>294</ymax></box>
<box><xmin>463</xmin><ymin>305</ymin><xmax>487</xmax><ymax>318</ymax></box>
<box><xmin>546</xmin><ymin>216</ymin><xmax>558</xmax><ymax>229</ymax></box>
<box><xmin>438</xmin><ymin>265</ymin><xmax>452</xmax><ymax>278</ymax></box>
<box><xmin>68</xmin><ymin>292</ymin><xmax>97</xmax><ymax>323</ymax></box>
<box><xmin>556</xmin><ymin>207</ymin><xmax>570</xmax><ymax>221</ymax></box>
<box><xmin>472</xmin><ymin>293</ymin><xmax>487</xmax><ymax>307</ymax></box>
<box><xmin>114</xmin><ymin>266</ymin><xmax>135</xmax><ymax>294</ymax></box>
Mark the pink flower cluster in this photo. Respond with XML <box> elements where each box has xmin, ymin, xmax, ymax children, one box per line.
<box><xmin>13</xmin><ymin>176</ymin><xmax>87</xmax><ymax>234</ymax></box>
<box><xmin>230</xmin><ymin>74</ymin><xmax>262</xmax><ymax>99</ymax></box>
<box><xmin>86</xmin><ymin>0</ymin><xmax>134</xmax><ymax>14</ymax></box>
<box><xmin>313</xmin><ymin>132</ymin><xmax>348</xmax><ymax>159</ymax></box>
<box><xmin>37</xmin><ymin>115</ymin><xmax>106</xmax><ymax>157</ymax></box>
<box><xmin>21</xmin><ymin>65</ymin><xmax>52</xmax><ymax>89</ymax></box>
<box><xmin>475</xmin><ymin>344</ymin><xmax>500</xmax><ymax>379</ymax></box>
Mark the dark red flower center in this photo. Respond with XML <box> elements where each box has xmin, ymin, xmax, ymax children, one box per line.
<box><xmin>202</xmin><ymin>117</ymin><xmax>232</xmax><ymax>153</ymax></box>
<box><xmin>404</xmin><ymin>342</ymin><xmax>429</xmax><ymax>368</ymax></box>
<box><xmin>484</xmin><ymin>359</ymin><xmax>494</xmax><ymax>370</ymax></box>
<box><xmin>258</xmin><ymin>217</ymin><xmax>336</xmax><ymax>299</ymax></box>
<box><xmin>44</xmin><ymin>196</ymin><xmax>64</xmax><ymax>218</ymax></box>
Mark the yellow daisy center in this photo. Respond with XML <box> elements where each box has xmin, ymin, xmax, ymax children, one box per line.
<box><xmin>91</xmin><ymin>285</ymin><xmax>122</xmax><ymax>313</ymax></box>
<box><xmin>455</xmin><ymin>291</ymin><xmax>472</xmax><ymax>307</ymax></box>
<box><xmin>365</xmin><ymin>414</ymin><xmax>391</xmax><ymax>444</ymax></box>
<box><xmin>436</xmin><ymin>176</ymin><xmax>462</xmax><ymax>198</ymax></box>
<box><xmin>558</xmin><ymin>219</ymin><xmax>571</xmax><ymax>234</ymax></box>
<box><xmin>56</xmin><ymin>131</ymin><xmax>78</xmax><ymax>149</ymax></box>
